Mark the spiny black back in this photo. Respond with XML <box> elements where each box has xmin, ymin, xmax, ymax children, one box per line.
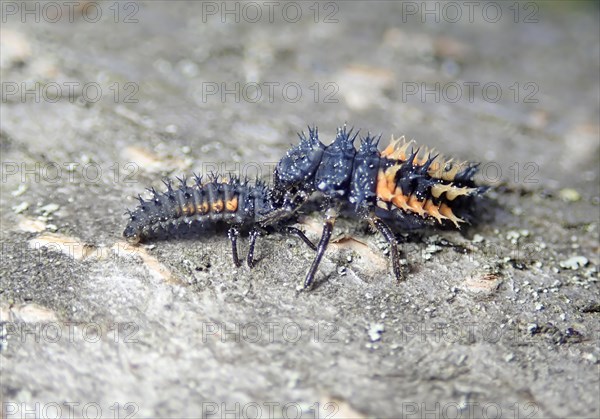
<box><xmin>274</xmin><ymin>126</ymin><xmax>325</xmax><ymax>192</ymax></box>
<box><xmin>274</xmin><ymin>124</ymin><xmax>487</xmax><ymax>229</ymax></box>
<box><xmin>123</xmin><ymin>175</ymin><xmax>275</xmax><ymax>243</ymax></box>
<box><xmin>349</xmin><ymin>134</ymin><xmax>381</xmax><ymax>211</ymax></box>
<box><xmin>314</xmin><ymin>126</ymin><xmax>358</xmax><ymax>198</ymax></box>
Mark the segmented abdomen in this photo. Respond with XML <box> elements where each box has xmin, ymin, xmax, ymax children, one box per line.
<box><xmin>123</xmin><ymin>176</ymin><xmax>264</xmax><ymax>243</ymax></box>
<box><xmin>374</xmin><ymin>135</ymin><xmax>486</xmax><ymax>227</ymax></box>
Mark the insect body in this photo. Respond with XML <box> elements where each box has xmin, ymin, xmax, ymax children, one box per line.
<box><xmin>274</xmin><ymin>125</ymin><xmax>487</xmax><ymax>288</ymax></box>
<box><xmin>123</xmin><ymin>124</ymin><xmax>487</xmax><ymax>290</ymax></box>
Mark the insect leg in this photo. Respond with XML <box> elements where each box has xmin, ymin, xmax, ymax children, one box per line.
<box><xmin>369</xmin><ymin>216</ymin><xmax>404</xmax><ymax>281</ymax></box>
<box><xmin>246</xmin><ymin>227</ymin><xmax>263</xmax><ymax>268</ymax></box>
<box><xmin>285</xmin><ymin>226</ymin><xmax>317</xmax><ymax>251</ymax></box>
<box><xmin>227</xmin><ymin>227</ymin><xmax>241</xmax><ymax>268</ymax></box>
<box><xmin>303</xmin><ymin>208</ymin><xmax>337</xmax><ymax>290</ymax></box>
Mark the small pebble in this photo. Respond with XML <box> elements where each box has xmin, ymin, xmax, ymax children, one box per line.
<box><xmin>367</xmin><ymin>323</ymin><xmax>385</xmax><ymax>342</ymax></box>
<box><xmin>13</xmin><ymin>202</ymin><xmax>29</xmax><ymax>214</ymax></box>
<box><xmin>165</xmin><ymin>124</ymin><xmax>178</xmax><ymax>134</ymax></box>
<box><xmin>11</xmin><ymin>184</ymin><xmax>27</xmax><ymax>197</ymax></box>
<box><xmin>560</xmin><ymin>256</ymin><xmax>588</xmax><ymax>270</ymax></box>
<box><xmin>425</xmin><ymin>244</ymin><xmax>442</xmax><ymax>254</ymax></box>
<box><xmin>37</xmin><ymin>203</ymin><xmax>60</xmax><ymax>216</ymax></box>
<box><xmin>559</xmin><ymin>188</ymin><xmax>581</xmax><ymax>202</ymax></box>
<box><xmin>506</xmin><ymin>230</ymin><xmax>521</xmax><ymax>243</ymax></box>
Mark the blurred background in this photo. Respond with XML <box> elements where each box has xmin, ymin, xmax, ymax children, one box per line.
<box><xmin>2</xmin><ymin>1</ymin><xmax>598</xmax><ymax>198</ymax></box>
<box><xmin>1</xmin><ymin>1</ymin><xmax>599</xmax><ymax>418</ymax></box>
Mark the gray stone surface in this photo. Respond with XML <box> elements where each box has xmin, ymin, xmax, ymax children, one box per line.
<box><xmin>1</xmin><ymin>2</ymin><xmax>598</xmax><ymax>418</ymax></box>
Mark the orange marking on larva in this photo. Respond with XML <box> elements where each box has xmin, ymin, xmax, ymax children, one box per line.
<box><xmin>212</xmin><ymin>200</ymin><xmax>224</xmax><ymax>213</ymax></box>
<box><xmin>376</xmin><ymin>170</ymin><xmax>394</xmax><ymax>201</ymax></box>
<box><xmin>430</xmin><ymin>158</ymin><xmax>453</xmax><ymax>179</ymax></box>
<box><xmin>445</xmin><ymin>187</ymin><xmax>463</xmax><ymax>200</ymax></box>
<box><xmin>441</xmin><ymin>161</ymin><xmax>462</xmax><ymax>182</ymax></box>
<box><xmin>446</xmin><ymin>186</ymin><xmax>476</xmax><ymax>200</ymax></box>
<box><xmin>198</xmin><ymin>201</ymin><xmax>209</xmax><ymax>214</ymax></box>
<box><xmin>413</xmin><ymin>149</ymin><xmax>425</xmax><ymax>165</ymax></box>
<box><xmin>408</xmin><ymin>195</ymin><xmax>426</xmax><ymax>217</ymax></box>
<box><xmin>431</xmin><ymin>183</ymin><xmax>454</xmax><ymax>198</ymax></box>
<box><xmin>389</xmin><ymin>137</ymin><xmax>413</xmax><ymax>161</ymax></box>
<box><xmin>425</xmin><ymin>150</ymin><xmax>442</xmax><ymax>174</ymax></box>
<box><xmin>185</xmin><ymin>204</ymin><xmax>196</xmax><ymax>216</ymax></box>
<box><xmin>416</xmin><ymin>147</ymin><xmax>435</xmax><ymax>166</ymax></box>
<box><xmin>383</xmin><ymin>135</ymin><xmax>421</xmax><ymax>161</ymax></box>
<box><xmin>424</xmin><ymin>200</ymin><xmax>447</xmax><ymax>224</ymax></box>
<box><xmin>381</xmin><ymin>142</ymin><xmax>396</xmax><ymax>157</ymax></box>
<box><xmin>377</xmin><ymin>200</ymin><xmax>390</xmax><ymax>210</ymax></box>
<box><xmin>382</xmin><ymin>134</ymin><xmax>400</xmax><ymax>157</ymax></box>
<box><xmin>388</xmin><ymin>149</ymin><xmax>403</xmax><ymax>160</ymax></box>
<box><xmin>431</xmin><ymin>184</ymin><xmax>444</xmax><ymax>198</ymax></box>
<box><xmin>391</xmin><ymin>189</ymin><xmax>411</xmax><ymax>212</ymax></box>
<box><xmin>226</xmin><ymin>196</ymin><xmax>238</xmax><ymax>212</ymax></box>
<box><xmin>385</xmin><ymin>165</ymin><xmax>400</xmax><ymax>191</ymax></box>
<box><xmin>439</xmin><ymin>203</ymin><xmax>464</xmax><ymax>228</ymax></box>
<box><xmin>429</xmin><ymin>161</ymin><xmax>441</xmax><ymax>173</ymax></box>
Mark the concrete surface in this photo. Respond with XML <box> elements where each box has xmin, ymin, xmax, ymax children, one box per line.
<box><xmin>1</xmin><ymin>1</ymin><xmax>598</xmax><ymax>418</ymax></box>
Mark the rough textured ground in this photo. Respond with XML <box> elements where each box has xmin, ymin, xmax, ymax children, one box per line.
<box><xmin>1</xmin><ymin>2</ymin><xmax>598</xmax><ymax>418</ymax></box>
